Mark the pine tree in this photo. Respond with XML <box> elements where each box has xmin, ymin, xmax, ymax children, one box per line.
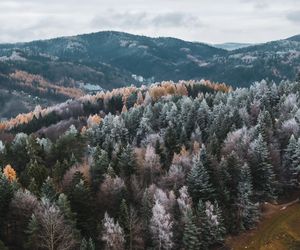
<box><xmin>26</xmin><ymin>159</ymin><xmax>48</xmax><ymax>192</ymax></box>
<box><xmin>182</xmin><ymin>211</ymin><xmax>201</xmax><ymax>250</ymax></box>
<box><xmin>41</xmin><ymin>177</ymin><xmax>57</xmax><ymax>202</ymax></box>
<box><xmin>90</xmin><ymin>147</ymin><xmax>109</xmax><ymax>189</ymax></box>
<box><xmin>235</xmin><ymin>164</ymin><xmax>259</xmax><ymax>231</ymax></box>
<box><xmin>25</xmin><ymin>214</ymin><xmax>39</xmax><ymax>249</ymax></box>
<box><xmin>250</xmin><ymin>134</ymin><xmax>276</xmax><ymax>200</ymax></box>
<box><xmin>119</xmin><ymin>199</ymin><xmax>144</xmax><ymax>250</ymax></box>
<box><xmin>256</xmin><ymin>110</ymin><xmax>273</xmax><ymax>142</ymax></box>
<box><xmin>80</xmin><ymin>238</ymin><xmax>95</xmax><ymax>250</ymax></box>
<box><xmin>187</xmin><ymin>154</ymin><xmax>215</xmax><ymax>203</ymax></box>
<box><xmin>141</xmin><ymin>188</ymin><xmax>153</xmax><ymax>247</ymax></box>
<box><xmin>68</xmin><ymin>175</ymin><xmax>96</xmax><ymax>238</ymax></box>
<box><xmin>283</xmin><ymin>134</ymin><xmax>297</xmax><ymax>186</ymax></box>
<box><xmin>196</xmin><ymin>99</ymin><xmax>211</xmax><ymax>142</ymax></box>
<box><xmin>164</xmin><ymin>124</ymin><xmax>179</xmax><ymax>167</ymax></box>
<box><xmin>0</xmin><ymin>172</ymin><xmax>15</xmax><ymax>239</ymax></box>
<box><xmin>119</xmin><ymin>199</ymin><xmax>130</xmax><ymax>246</ymax></box>
<box><xmin>118</xmin><ymin>144</ymin><xmax>136</xmax><ymax>178</ymax></box>
<box><xmin>290</xmin><ymin>138</ymin><xmax>300</xmax><ymax>187</ymax></box>
<box><xmin>196</xmin><ymin>200</ymin><xmax>225</xmax><ymax>249</ymax></box>
<box><xmin>57</xmin><ymin>193</ymin><xmax>80</xmax><ymax>239</ymax></box>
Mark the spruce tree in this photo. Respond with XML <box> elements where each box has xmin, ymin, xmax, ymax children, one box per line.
<box><xmin>41</xmin><ymin>177</ymin><xmax>57</xmax><ymax>202</ymax></box>
<box><xmin>80</xmin><ymin>238</ymin><xmax>95</xmax><ymax>250</ymax></box>
<box><xmin>90</xmin><ymin>147</ymin><xmax>109</xmax><ymax>189</ymax></box>
<box><xmin>236</xmin><ymin>164</ymin><xmax>259</xmax><ymax>231</ymax></box>
<box><xmin>196</xmin><ymin>200</ymin><xmax>225</xmax><ymax>249</ymax></box>
<box><xmin>187</xmin><ymin>154</ymin><xmax>215</xmax><ymax>203</ymax></box>
<box><xmin>283</xmin><ymin>134</ymin><xmax>297</xmax><ymax>185</ymax></box>
<box><xmin>0</xmin><ymin>172</ymin><xmax>15</xmax><ymax>240</ymax></box>
<box><xmin>290</xmin><ymin>138</ymin><xmax>300</xmax><ymax>187</ymax></box>
<box><xmin>164</xmin><ymin>124</ymin><xmax>180</xmax><ymax>168</ymax></box>
<box><xmin>119</xmin><ymin>199</ymin><xmax>130</xmax><ymax>248</ymax></box>
<box><xmin>183</xmin><ymin>211</ymin><xmax>201</xmax><ymax>250</ymax></box>
<box><xmin>250</xmin><ymin>134</ymin><xmax>276</xmax><ymax>200</ymax></box>
<box><xmin>68</xmin><ymin>174</ymin><xmax>96</xmax><ymax>238</ymax></box>
<box><xmin>118</xmin><ymin>144</ymin><xmax>136</xmax><ymax>179</ymax></box>
<box><xmin>26</xmin><ymin>159</ymin><xmax>48</xmax><ymax>193</ymax></box>
<box><xmin>57</xmin><ymin>193</ymin><xmax>80</xmax><ymax>239</ymax></box>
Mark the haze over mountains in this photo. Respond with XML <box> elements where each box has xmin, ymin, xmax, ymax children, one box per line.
<box><xmin>0</xmin><ymin>31</ymin><xmax>299</xmax><ymax>119</ymax></box>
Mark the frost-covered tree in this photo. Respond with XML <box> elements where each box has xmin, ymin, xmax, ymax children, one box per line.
<box><xmin>187</xmin><ymin>154</ymin><xmax>215</xmax><ymax>203</ymax></box>
<box><xmin>235</xmin><ymin>164</ymin><xmax>259</xmax><ymax>231</ymax></box>
<box><xmin>150</xmin><ymin>200</ymin><xmax>173</xmax><ymax>250</ymax></box>
<box><xmin>118</xmin><ymin>144</ymin><xmax>136</xmax><ymax>178</ymax></box>
<box><xmin>250</xmin><ymin>134</ymin><xmax>276</xmax><ymax>200</ymax></box>
<box><xmin>283</xmin><ymin>134</ymin><xmax>298</xmax><ymax>186</ymax></box>
<box><xmin>290</xmin><ymin>138</ymin><xmax>300</xmax><ymax>186</ymax></box>
<box><xmin>177</xmin><ymin>186</ymin><xmax>192</xmax><ymax>217</ymax></box>
<box><xmin>0</xmin><ymin>140</ymin><xmax>4</xmax><ymax>154</ymax></box>
<box><xmin>101</xmin><ymin>212</ymin><xmax>125</xmax><ymax>250</ymax></box>
<box><xmin>142</xmin><ymin>145</ymin><xmax>162</xmax><ymax>185</ymax></box>
<box><xmin>26</xmin><ymin>198</ymin><xmax>78</xmax><ymax>250</ymax></box>
<box><xmin>41</xmin><ymin>177</ymin><xmax>57</xmax><ymax>202</ymax></box>
<box><xmin>90</xmin><ymin>147</ymin><xmax>109</xmax><ymax>189</ymax></box>
<box><xmin>119</xmin><ymin>200</ymin><xmax>144</xmax><ymax>250</ymax></box>
<box><xmin>196</xmin><ymin>200</ymin><xmax>225</xmax><ymax>249</ymax></box>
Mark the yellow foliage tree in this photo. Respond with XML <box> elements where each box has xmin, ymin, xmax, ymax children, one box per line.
<box><xmin>3</xmin><ymin>164</ymin><xmax>17</xmax><ymax>182</ymax></box>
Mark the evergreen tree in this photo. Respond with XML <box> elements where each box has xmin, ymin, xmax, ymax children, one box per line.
<box><xmin>26</xmin><ymin>159</ymin><xmax>48</xmax><ymax>193</ymax></box>
<box><xmin>187</xmin><ymin>154</ymin><xmax>215</xmax><ymax>203</ymax></box>
<box><xmin>182</xmin><ymin>211</ymin><xmax>201</xmax><ymax>250</ymax></box>
<box><xmin>256</xmin><ymin>109</ymin><xmax>273</xmax><ymax>142</ymax></box>
<box><xmin>141</xmin><ymin>188</ymin><xmax>153</xmax><ymax>247</ymax></box>
<box><xmin>164</xmin><ymin>124</ymin><xmax>180</xmax><ymax>168</ymax></box>
<box><xmin>196</xmin><ymin>200</ymin><xmax>225</xmax><ymax>249</ymax></box>
<box><xmin>57</xmin><ymin>193</ymin><xmax>80</xmax><ymax>239</ymax></box>
<box><xmin>80</xmin><ymin>238</ymin><xmax>95</xmax><ymax>250</ymax></box>
<box><xmin>235</xmin><ymin>164</ymin><xmax>259</xmax><ymax>231</ymax></box>
<box><xmin>0</xmin><ymin>172</ymin><xmax>15</xmax><ymax>240</ymax></box>
<box><xmin>250</xmin><ymin>134</ymin><xmax>276</xmax><ymax>200</ymax></box>
<box><xmin>41</xmin><ymin>177</ymin><xmax>57</xmax><ymax>202</ymax></box>
<box><xmin>290</xmin><ymin>138</ymin><xmax>300</xmax><ymax>187</ymax></box>
<box><xmin>68</xmin><ymin>174</ymin><xmax>97</xmax><ymax>238</ymax></box>
<box><xmin>119</xmin><ymin>199</ymin><xmax>143</xmax><ymax>250</ymax></box>
<box><xmin>119</xmin><ymin>199</ymin><xmax>130</xmax><ymax>247</ymax></box>
<box><xmin>90</xmin><ymin>147</ymin><xmax>109</xmax><ymax>189</ymax></box>
<box><xmin>118</xmin><ymin>144</ymin><xmax>136</xmax><ymax>179</ymax></box>
<box><xmin>283</xmin><ymin>134</ymin><xmax>297</xmax><ymax>186</ymax></box>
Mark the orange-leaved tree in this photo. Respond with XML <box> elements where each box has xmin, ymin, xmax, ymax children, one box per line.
<box><xmin>3</xmin><ymin>164</ymin><xmax>17</xmax><ymax>182</ymax></box>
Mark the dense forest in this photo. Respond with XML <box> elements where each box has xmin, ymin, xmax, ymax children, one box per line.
<box><xmin>1</xmin><ymin>78</ymin><xmax>300</xmax><ymax>249</ymax></box>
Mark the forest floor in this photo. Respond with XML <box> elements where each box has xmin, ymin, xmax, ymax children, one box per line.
<box><xmin>226</xmin><ymin>196</ymin><xmax>300</xmax><ymax>250</ymax></box>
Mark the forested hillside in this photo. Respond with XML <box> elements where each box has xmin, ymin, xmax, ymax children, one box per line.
<box><xmin>1</xmin><ymin>79</ymin><xmax>300</xmax><ymax>249</ymax></box>
<box><xmin>0</xmin><ymin>31</ymin><xmax>299</xmax><ymax>119</ymax></box>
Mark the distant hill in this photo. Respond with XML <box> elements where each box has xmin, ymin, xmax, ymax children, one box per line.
<box><xmin>0</xmin><ymin>31</ymin><xmax>299</xmax><ymax>119</ymax></box>
<box><xmin>212</xmin><ymin>42</ymin><xmax>253</xmax><ymax>51</ymax></box>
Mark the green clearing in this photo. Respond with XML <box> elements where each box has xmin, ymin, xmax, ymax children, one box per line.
<box><xmin>227</xmin><ymin>202</ymin><xmax>300</xmax><ymax>250</ymax></box>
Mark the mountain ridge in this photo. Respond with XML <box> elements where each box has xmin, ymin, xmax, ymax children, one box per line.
<box><xmin>0</xmin><ymin>31</ymin><xmax>299</xmax><ymax>119</ymax></box>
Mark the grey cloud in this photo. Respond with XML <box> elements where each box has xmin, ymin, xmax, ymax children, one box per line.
<box><xmin>0</xmin><ymin>0</ymin><xmax>299</xmax><ymax>44</ymax></box>
<box><xmin>91</xmin><ymin>11</ymin><xmax>204</xmax><ymax>30</ymax></box>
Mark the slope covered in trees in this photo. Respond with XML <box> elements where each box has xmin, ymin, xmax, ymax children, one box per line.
<box><xmin>0</xmin><ymin>78</ymin><xmax>300</xmax><ymax>249</ymax></box>
<box><xmin>0</xmin><ymin>31</ymin><xmax>299</xmax><ymax>119</ymax></box>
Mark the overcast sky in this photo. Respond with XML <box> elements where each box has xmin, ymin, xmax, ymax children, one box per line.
<box><xmin>0</xmin><ymin>0</ymin><xmax>299</xmax><ymax>44</ymax></box>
